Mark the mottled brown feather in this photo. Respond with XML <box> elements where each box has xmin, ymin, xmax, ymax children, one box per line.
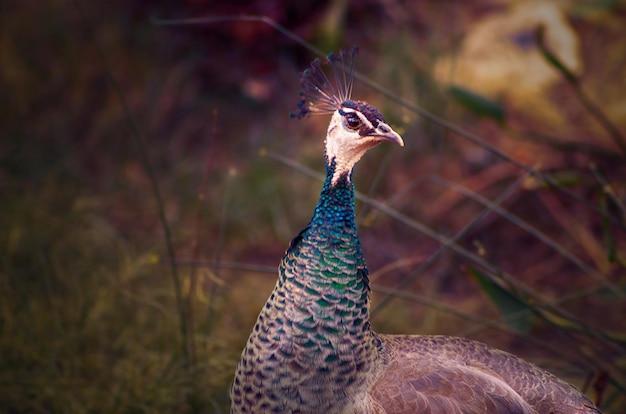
<box><xmin>368</xmin><ymin>335</ymin><xmax>601</xmax><ymax>414</ymax></box>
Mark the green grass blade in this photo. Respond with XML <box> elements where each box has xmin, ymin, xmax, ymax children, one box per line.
<box><xmin>468</xmin><ymin>267</ymin><xmax>533</xmax><ymax>334</ymax></box>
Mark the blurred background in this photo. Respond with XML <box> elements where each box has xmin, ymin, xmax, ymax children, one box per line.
<box><xmin>1</xmin><ymin>0</ymin><xmax>626</xmax><ymax>412</ymax></box>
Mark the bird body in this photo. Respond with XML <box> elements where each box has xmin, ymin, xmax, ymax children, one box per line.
<box><xmin>231</xmin><ymin>161</ymin><xmax>380</xmax><ymax>413</ymax></box>
<box><xmin>230</xmin><ymin>48</ymin><xmax>601</xmax><ymax>413</ymax></box>
<box><xmin>371</xmin><ymin>335</ymin><xmax>598</xmax><ymax>413</ymax></box>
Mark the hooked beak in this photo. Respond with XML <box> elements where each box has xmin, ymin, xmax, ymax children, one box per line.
<box><xmin>374</xmin><ymin>122</ymin><xmax>404</xmax><ymax>147</ymax></box>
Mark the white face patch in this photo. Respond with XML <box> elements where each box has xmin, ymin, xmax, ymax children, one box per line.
<box><xmin>325</xmin><ymin>110</ymin><xmax>378</xmax><ymax>185</ymax></box>
<box><xmin>323</xmin><ymin>105</ymin><xmax>404</xmax><ymax>186</ymax></box>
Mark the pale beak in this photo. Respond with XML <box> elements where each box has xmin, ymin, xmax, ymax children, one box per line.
<box><xmin>374</xmin><ymin>122</ymin><xmax>404</xmax><ymax>147</ymax></box>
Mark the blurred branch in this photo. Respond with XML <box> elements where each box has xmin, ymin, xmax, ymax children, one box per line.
<box><xmin>427</xmin><ymin>175</ymin><xmax>618</xmax><ymax>292</ymax></box>
<box><xmin>536</xmin><ymin>25</ymin><xmax>626</xmax><ymax>156</ymax></box>
<box><xmin>166</xmin><ymin>259</ymin><xmax>276</xmax><ymax>274</ymax></box>
<box><xmin>185</xmin><ymin>110</ymin><xmax>219</xmax><ymax>366</ymax></box>
<box><xmin>372</xmin><ymin>171</ymin><xmax>529</xmax><ymax>315</ymax></box>
<box><xmin>512</xmin><ymin>129</ymin><xmax>623</xmax><ymax>160</ymax></box>
<box><xmin>151</xmin><ymin>15</ymin><xmax>325</xmax><ymax>58</ymax></box>
<box><xmin>590</xmin><ymin>163</ymin><xmax>626</xmax><ymax>222</ymax></box>
<box><xmin>591</xmin><ymin>164</ymin><xmax>626</xmax><ymax>268</ymax></box>
<box><xmin>74</xmin><ymin>0</ymin><xmax>189</xmax><ymax>366</ymax></box>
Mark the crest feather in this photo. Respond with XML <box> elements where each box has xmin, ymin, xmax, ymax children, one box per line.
<box><xmin>290</xmin><ymin>47</ymin><xmax>359</xmax><ymax>119</ymax></box>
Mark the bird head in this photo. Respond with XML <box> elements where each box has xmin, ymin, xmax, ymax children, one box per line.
<box><xmin>291</xmin><ymin>47</ymin><xmax>404</xmax><ymax>184</ymax></box>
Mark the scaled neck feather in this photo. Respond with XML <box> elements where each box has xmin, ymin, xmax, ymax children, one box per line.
<box><xmin>312</xmin><ymin>155</ymin><xmax>358</xmax><ymax>233</ymax></box>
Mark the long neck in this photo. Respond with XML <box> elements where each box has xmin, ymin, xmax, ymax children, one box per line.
<box><xmin>279</xmin><ymin>155</ymin><xmax>373</xmax><ymax>335</ymax></box>
<box><xmin>310</xmin><ymin>157</ymin><xmax>360</xmax><ymax>251</ymax></box>
<box><xmin>234</xmin><ymin>156</ymin><xmax>378</xmax><ymax>412</ymax></box>
<box><xmin>290</xmin><ymin>156</ymin><xmax>370</xmax><ymax>324</ymax></box>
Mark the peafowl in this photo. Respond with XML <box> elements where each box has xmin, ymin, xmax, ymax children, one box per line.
<box><xmin>230</xmin><ymin>47</ymin><xmax>601</xmax><ymax>414</ymax></box>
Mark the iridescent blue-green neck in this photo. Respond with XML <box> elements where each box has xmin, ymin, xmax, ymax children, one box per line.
<box><xmin>309</xmin><ymin>156</ymin><xmax>359</xmax><ymax>240</ymax></box>
<box><xmin>278</xmin><ymin>154</ymin><xmax>371</xmax><ymax>332</ymax></box>
<box><xmin>231</xmin><ymin>155</ymin><xmax>379</xmax><ymax>412</ymax></box>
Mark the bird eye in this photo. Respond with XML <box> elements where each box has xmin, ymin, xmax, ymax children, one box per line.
<box><xmin>344</xmin><ymin>114</ymin><xmax>361</xmax><ymax>130</ymax></box>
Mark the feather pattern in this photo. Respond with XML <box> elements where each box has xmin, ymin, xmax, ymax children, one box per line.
<box><xmin>230</xmin><ymin>49</ymin><xmax>601</xmax><ymax>414</ymax></box>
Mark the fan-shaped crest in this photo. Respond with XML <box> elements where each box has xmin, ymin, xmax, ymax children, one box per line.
<box><xmin>290</xmin><ymin>47</ymin><xmax>359</xmax><ymax>119</ymax></box>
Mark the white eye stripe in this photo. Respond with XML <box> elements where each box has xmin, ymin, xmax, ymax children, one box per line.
<box><xmin>338</xmin><ymin>107</ymin><xmax>375</xmax><ymax>131</ymax></box>
<box><xmin>355</xmin><ymin>113</ymin><xmax>374</xmax><ymax>129</ymax></box>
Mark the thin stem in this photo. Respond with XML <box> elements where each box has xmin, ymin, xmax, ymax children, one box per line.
<box><xmin>372</xmin><ymin>171</ymin><xmax>529</xmax><ymax>315</ymax></box>
<box><xmin>75</xmin><ymin>0</ymin><xmax>189</xmax><ymax>365</ymax></box>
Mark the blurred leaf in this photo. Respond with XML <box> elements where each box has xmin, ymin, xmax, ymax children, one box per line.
<box><xmin>538</xmin><ymin>307</ymin><xmax>626</xmax><ymax>344</ymax></box>
<box><xmin>593</xmin><ymin>165</ymin><xmax>626</xmax><ymax>268</ymax></box>
<box><xmin>572</xmin><ymin>0</ymin><xmax>622</xmax><ymax>19</ymax></box>
<box><xmin>535</xmin><ymin>25</ymin><xmax>578</xmax><ymax>85</ymax></box>
<box><xmin>600</xmin><ymin>188</ymin><xmax>618</xmax><ymax>264</ymax></box>
<box><xmin>535</xmin><ymin>308</ymin><xmax>581</xmax><ymax>331</ymax></box>
<box><xmin>523</xmin><ymin>170</ymin><xmax>586</xmax><ymax>190</ymax></box>
<box><xmin>537</xmin><ymin>23</ymin><xmax>626</xmax><ymax>155</ymax></box>
<box><xmin>448</xmin><ymin>85</ymin><xmax>506</xmax><ymax>124</ymax></box>
<box><xmin>468</xmin><ymin>268</ymin><xmax>532</xmax><ymax>334</ymax></box>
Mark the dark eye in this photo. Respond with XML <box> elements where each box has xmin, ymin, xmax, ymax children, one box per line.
<box><xmin>345</xmin><ymin>114</ymin><xmax>361</xmax><ymax>129</ymax></box>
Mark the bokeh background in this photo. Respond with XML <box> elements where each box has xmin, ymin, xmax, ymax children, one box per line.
<box><xmin>2</xmin><ymin>0</ymin><xmax>626</xmax><ymax>412</ymax></box>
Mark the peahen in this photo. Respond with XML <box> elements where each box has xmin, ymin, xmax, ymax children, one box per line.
<box><xmin>230</xmin><ymin>48</ymin><xmax>601</xmax><ymax>414</ymax></box>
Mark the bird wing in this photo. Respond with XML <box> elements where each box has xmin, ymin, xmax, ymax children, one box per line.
<box><xmin>368</xmin><ymin>334</ymin><xmax>600</xmax><ymax>414</ymax></box>
<box><xmin>368</xmin><ymin>354</ymin><xmax>536</xmax><ymax>414</ymax></box>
